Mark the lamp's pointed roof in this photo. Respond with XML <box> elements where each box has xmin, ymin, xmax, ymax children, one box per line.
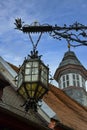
<box><xmin>59</xmin><ymin>51</ymin><xmax>82</xmax><ymax>68</ymax></box>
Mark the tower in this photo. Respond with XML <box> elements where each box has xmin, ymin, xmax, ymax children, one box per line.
<box><xmin>54</xmin><ymin>50</ymin><xmax>87</xmax><ymax>106</ymax></box>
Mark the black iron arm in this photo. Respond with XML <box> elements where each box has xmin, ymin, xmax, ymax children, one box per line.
<box><xmin>14</xmin><ymin>18</ymin><xmax>87</xmax><ymax>47</ymax></box>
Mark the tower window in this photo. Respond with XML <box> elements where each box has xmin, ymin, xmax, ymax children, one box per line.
<box><xmin>73</xmin><ymin>74</ymin><xmax>76</xmax><ymax>86</ymax></box>
<box><xmin>63</xmin><ymin>76</ymin><xmax>65</xmax><ymax>81</ymax></box>
<box><xmin>59</xmin><ymin>79</ymin><xmax>62</xmax><ymax>88</ymax></box>
<box><xmin>76</xmin><ymin>74</ymin><xmax>80</xmax><ymax>86</ymax></box>
<box><xmin>59</xmin><ymin>73</ymin><xmax>86</xmax><ymax>90</ymax></box>
<box><xmin>66</xmin><ymin>75</ymin><xmax>69</xmax><ymax>86</ymax></box>
<box><xmin>63</xmin><ymin>75</ymin><xmax>66</xmax><ymax>88</ymax></box>
<box><xmin>82</xmin><ymin>77</ymin><xmax>85</xmax><ymax>89</ymax></box>
<box><xmin>72</xmin><ymin>74</ymin><xmax>80</xmax><ymax>87</ymax></box>
<box><xmin>62</xmin><ymin>74</ymin><xmax>69</xmax><ymax>88</ymax></box>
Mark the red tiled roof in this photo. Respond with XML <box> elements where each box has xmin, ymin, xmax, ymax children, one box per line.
<box><xmin>7</xmin><ymin>62</ymin><xmax>19</xmax><ymax>73</ymax></box>
<box><xmin>43</xmin><ymin>84</ymin><xmax>87</xmax><ymax>130</ymax></box>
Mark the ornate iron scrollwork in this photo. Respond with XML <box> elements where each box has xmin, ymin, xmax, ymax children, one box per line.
<box><xmin>14</xmin><ymin>18</ymin><xmax>87</xmax><ymax>48</ymax></box>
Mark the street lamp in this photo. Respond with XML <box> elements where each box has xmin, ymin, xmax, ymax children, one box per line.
<box><xmin>15</xmin><ymin>19</ymin><xmax>49</xmax><ymax>112</ymax></box>
<box><xmin>14</xmin><ymin>18</ymin><xmax>87</xmax><ymax>112</ymax></box>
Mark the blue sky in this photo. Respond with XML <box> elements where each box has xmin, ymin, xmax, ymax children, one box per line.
<box><xmin>0</xmin><ymin>0</ymin><xmax>87</xmax><ymax>84</ymax></box>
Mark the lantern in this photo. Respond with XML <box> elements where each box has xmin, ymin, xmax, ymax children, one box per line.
<box><xmin>16</xmin><ymin>51</ymin><xmax>49</xmax><ymax>112</ymax></box>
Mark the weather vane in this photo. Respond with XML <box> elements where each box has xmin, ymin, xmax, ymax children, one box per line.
<box><xmin>14</xmin><ymin>18</ymin><xmax>87</xmax><ymax>48</ymax></box>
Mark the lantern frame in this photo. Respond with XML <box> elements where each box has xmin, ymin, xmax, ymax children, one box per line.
<box><xmin>16</xmin><ymin>53</ymin><xmax>49</xmax><ymax>112</ymax></box>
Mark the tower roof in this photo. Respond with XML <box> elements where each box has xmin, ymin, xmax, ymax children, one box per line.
<box><xmin>59</xmin><ymin>51</ymin><xmax>82</xmax><ymax>68</ymax></box>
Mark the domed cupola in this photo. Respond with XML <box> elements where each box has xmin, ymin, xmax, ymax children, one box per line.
<box><xmin>54</xmin><ymin>50</ymin><xmax>87</xmax><ymax>91</ymax></box>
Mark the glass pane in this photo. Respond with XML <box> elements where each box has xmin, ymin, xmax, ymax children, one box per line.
<box><xmin>63</xmin><ymin>82</ymin><xmax>65</xmax><ymax>88</ymax></box>
<box><xmin>32</xmin><ymin>75</ymin><xmax>38</xmax><ymax>81</ymax></box>
<box><xmin>73</xmin><ymin>81</ymin><xmax>76</xmax><ymax>86</ymax></box>
<box><xmin>67</xmin><ymin>81</ymin><xmax>69</xmax><ymax>86</ymax></box>
<box><xmin>41</xmin><ymin>71</ymin><xmax>47</xmax><ymax>79</ymax></box>
<box><xmin>40</xmin><ymin>88</ymin><xmax>46</xmax><ymax>95</ymax></box>
<box><xmin>41</xmin><ymin>77</ymin><xmax>47</xmax><ymax>85</ymax></box>
<box><xmin>25</xmin><ymin>75</ymin><xmax>31</xmax><ymax>81</ymax></box>
<box><xmin>26</xmin><ymin>62</ymin><xmax>32</xmax><ymax>67</ymax></box>
<box><xmin>77</xmin><ymin>81</ymin><xmax>80</xmax><ymax>86</ymax></box>
<box><xmin>18</xmin><ymin>73</ymin><xmax>23</xmax><ymax>88</ymax></box>
<box><xmin>41</xmin><ymin>65</ymin><xmax>48</xmax><ymax>82</ymax></box>
<box><xmin>63</xmin><ymin>76</ymin><xmax>65</xmax><ymax>81</ymax></box>
<box><xmin>32</xmin><ymin>68</ymin><xmax>38</xmax><ymax>74</ymax></box>
<box><xmin>77</xmin><ymin>74</ymin><xmax>79</xmax><ymax>80</ymax></box>
<box><xmin>36</xmin><ymin>86</ymin><xmax>46</xmax><ymax>98</ymax></box>
<box><xmin>41</xmin><ymin>65</ymin><xmax>47</xmax><ymax>73</ymax></box>
<box><xmin>38</xmin><ymin>86</ymin><xmax>43</xmax><ymax>91</ymax></box>
<box><xmin>27</xmin><ymin>84</ymin><xmax>37</xmax><ymax>98</ymax></box>
<box><xmin>33</xmin><ymin>61</ymin><xmax>38</xmax><ymax>67</ymax></box>
<box><xmin>26</xmin><ymin>84</ymin><xmax>31</xmax><ymax>90</ymax></box>
<box><xmin>31</xmin><ymin>91</ymin><xmax>35</xmax><ymax>97</ymax></box>
<box><xmin>23</xmin><ymin>92</ymin><xmax>28</xmax><ymax>99</ymax></box>
<box><xmin>73</xmin><ymin>74</ymin><xmax>75</xmax><ymax>79</ymax></box>
<box><xmin>36</xmin><ymin>92</ymin><xmax>40</xmax><ymax>98</ymax></box>
<box><xmin>18</xmin><ymin>73</ymin><xmax>23</xmax><ymax>81</ymax></box>
<box><xmin>18</xmin><ymin>88</ymin><xmax>25</xmax><ymax>95</ymax></box>
<box><xmin>25</xmin><ymin>68</ymin><xmax>31</xmax><ymax>74</ymax></box>
<box><xmin>26</xmin><ymin>83</ymin><xmax>37</xmax><ymax>91</ymax></box>
<box><xmin>66</xmin><ymin>75</ymin><xmax>69</xmax><ymax>80</ymax></box>
<box><xmin>18</xmin><ymin>87</ymin><xmax>28</xmax><ymax>99</ymax></box>
<box><xmin>32</xmin><ymin>84</ymin><xmax>37</xmax><ymax>90</ymax></box>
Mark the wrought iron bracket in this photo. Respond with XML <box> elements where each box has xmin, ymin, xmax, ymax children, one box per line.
<box><xmin>14</xmin><ymin>18</ymin><xmax>87</xmax><ymax>48</ymax></box>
